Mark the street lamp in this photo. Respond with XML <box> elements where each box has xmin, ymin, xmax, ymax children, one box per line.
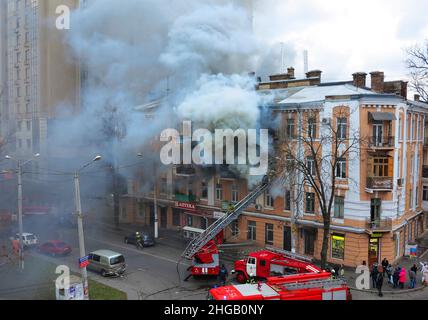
<box><xmin>5</xmin><ymin>153</ymin><xmax>40</xmax><ymax>271</ymax></box>
<box><xmin>74</xmin><ymin>155</ymin><xmax>102</xmax><ymax>300</ymax></box>
<box><xmin>137</xmin><ymin>153</ymin><xmax>158</xmax><ymax>239</ymax></box>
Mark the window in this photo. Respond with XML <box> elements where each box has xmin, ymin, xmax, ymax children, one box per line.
<box><xmin>231</xmin><ymin>220</ymin><xmax>239</xmax><ymax>237</ymax></box>
<box><xmin>231</xmin><ymin>184</ymin><xmax>239</xmax><ymax>203</ymax></box>
<box><xmin>370</xmin><ymin>198</ymin><xmax>381</xmax><ymax>222</ymax></box>
<box><xmin>216</xmin><ymin>183</ymin><xmax>223</xmax><ymax>201</ymax></box>
<box><xmin>331</xmin><ymin>234</ymin><xmax>345</xmax><ymax>260</ymax></box>
<box><xmin>334</xmin><ymin>196</ymin><xmax>345</xmax><ymax>219</ymax></box>
<box><xmin>284</xmin><ymin>189</ymin><xmax>291</xmax><ymax>211</ymax></box>
<box><xmin>201</xmin><ymin>181</ymin><xmax>208</xmax><ymax>199</ymax></box>
<box><xmin>265</xmin><ymin>191</ymin><xmax>274</xmax><ymax>208</ymax></box>
<box><xmin>398</xmin><ymin>116</ymin><xmax>402</xmax><ymax>140</ymax></box>
<box><xmin>337</xmin><ymin>118</ymin><xmax>347</xmax><ymax>139</ymax></box>
<box><xmin>265</xmin><ymin>223</ymin><xmax>274</xmax><ymax>245</ymax></box>
<box><xmin>305</xmin><ymin>192</ymin><xmax>315</xmax><ymax>214</ymax></box>
<box><xmin>373</xmin><ymin>158</ymin><xmax>389</xmax><ymax>177</ymax></box>
<box><xmin>247</xmin><ymin>221</ymin><xmax>256</xmax><ymax>241</ymax></box>
<box><xmin>304</xmin><ymin>229</ymin><xmax>316</xmax><ymax>255</ymax></box>
<box><xmin>308</xmin><ymin>117</ymin><xmax>317</xmax><ymax>139</ymax></box>
<box><xmin>188</xmin><ymin>181</ymin><xmax>193</xmax><ymax>196</ymax></box>
<box><xmin>201</xmin><ymin>217</ymin><xmax>207</xmax><ymax>230</ymax></box>
<box><xmin>26</xmin><ymin>139</ymin><xmax>31</xmax><ymax>148</ymax></box>
<box><xmin>25</xmin><ymin>103</ymin><xmax>30</xmax><ymax>113</ymax></box>
<box><xmin>17</xmin><ymin>121</ymin><xmax>22</xmax><ymax>131</ymax></box>
<box><xmin>336</xmin><ymin>158</ymin><xmax>347</xmax><ymax>179</ymax></box>
<box><xmin>186</xmin><ymin>215</ymin><xmax>193</xmax><ymax>227</ymax></box>
<box><xmin>286</xmin><ymin>118</ymin><xmax>295</xmax><ymax>139</ymax></box>
<box><xmin>307</xmin><ymin>157</ymin><xmax>316</xmax><ymax>176</ymax></box>
<box><xmin>423</xmin><ymin>186</ymin><xmax>428</xmax><ymax>201</ymax></box>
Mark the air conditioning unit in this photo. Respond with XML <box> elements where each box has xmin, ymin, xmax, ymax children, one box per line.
<box><xmin>321</xmin><ymin>118</ymin><xmax>331</xmax><ymax>126</ymax></box>
<box><xmin>255</xmin><ymin>204</ymin><xmax>263</xmax><ymax>211</ymax></box>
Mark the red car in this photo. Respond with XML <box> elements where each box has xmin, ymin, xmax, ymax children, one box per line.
<box><xmin>38</xmin><ymin>240</ymin><xmax>72</xmax><ymax>257</ymax></box>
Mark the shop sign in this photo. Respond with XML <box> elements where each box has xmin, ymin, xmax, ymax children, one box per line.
<box><xmin>213</xmin><ymin>211</ymin><xmax>226</xmax><ymax>219</ymax></box>
<box><xmin>175</xmin><ymin>201</ymin><xmax>196</xmax><ymax>211</ymax></box>
<box><xmin>371</xmin><ymin>233</ymin><xmax>383</xmax><ymax>238</ymax></box>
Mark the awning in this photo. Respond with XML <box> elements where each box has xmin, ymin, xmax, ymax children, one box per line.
<box><xmin>369</xmin><ymin>112</ymin><xmax>397</xmax><ymax>121</ymax></box>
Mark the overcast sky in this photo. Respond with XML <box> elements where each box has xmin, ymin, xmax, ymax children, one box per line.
<box><xmin>254</xmin><ymin>0</ymin><xmax>428</xmax><ymax>83</ymax></box>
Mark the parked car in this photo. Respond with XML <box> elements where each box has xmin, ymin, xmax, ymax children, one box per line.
<box><xmin>38</xmin><ymin>240</ymin><xmax>72</xmax><ymax>257</ymax></box>
<box><xmin>124</xmin><ymin>232</ymin><xmax>155</xmax><ymax>247</ymax></box>
<box><xmin>12</xmin><ymin>233</ymin><xmax>38</xmax><ymax>248</ymax></box>
<box><xmin>87</xmin><ymin>250</ymin><xmax>126</xmax><ymax>277</ymax></box>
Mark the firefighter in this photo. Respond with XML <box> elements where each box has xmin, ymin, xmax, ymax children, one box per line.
<box><xmin>135</xmin><ymin>232</ymin><xmax>143</xmax><ymax>249</ymax></box>
<box><xmin>219</xmin><ymin>264</ymin><xmax>228</xmax><ymax>286</ymax></box>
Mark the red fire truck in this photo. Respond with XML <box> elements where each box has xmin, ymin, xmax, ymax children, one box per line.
<box><xmin>209</xmin><ymin>272</ymin><xmax>352</xmax><ymax>301</ymax></box>
<box><xmin>187</xmin><ymin>240</ymin><xmax>220</xmax><ymax>277</ymax></box>
<box><xmin>232</xmin><ymin>247</ymin><xmax>322</xmax><ymax>283</ymax></box>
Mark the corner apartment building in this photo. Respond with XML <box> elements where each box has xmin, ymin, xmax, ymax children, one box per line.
<box><xmin>120</xmin><ymin>68</ymin><xmax>428</xmax><ymax>267</ymax></box>
<box><xmin>1</xmin><ymin>0</ymin><xmax>80</xmax><ymax>159</ymax></box>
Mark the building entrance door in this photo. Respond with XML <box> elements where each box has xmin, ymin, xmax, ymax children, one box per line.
<box><xmin>160</xmin><ymin>207</ymin><xmax>167</xmax><ymax>229</ymax></box>
<box><xmin>368</xmin><ymin>237</ymin><xmax>380</xmax><ymax>266</ymax></box>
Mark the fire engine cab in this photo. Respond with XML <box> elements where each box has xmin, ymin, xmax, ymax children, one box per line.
<box><xmin>232</xmin><ymin>248</ymin><xmax>322</xmax><ymax>283</ymax></box>
<box><xmin>209</xmin><ymin>272</ymin><xmax>352</xmax><ymax>301</ymax></box>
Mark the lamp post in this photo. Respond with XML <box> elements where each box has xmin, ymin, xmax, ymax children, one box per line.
<box><xmin>5</xmin><ymin>153</ymin><xmax>40</xmax><ymax>271</ymax></box>
<box><xmin>138</xmin><ymin>153</ymin><xmax>158</xmax><ymax>239</ymax></box>
<box><xmin>74</xmin><ymin>155</ymin><xmax>101</xmax><ymax>300</ymax></box>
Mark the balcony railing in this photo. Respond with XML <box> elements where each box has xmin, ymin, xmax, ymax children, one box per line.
<box><xmin>366</xmin><ymin>177</ymin><xmax>393</xmax><ymax>190</ymax></box>
<box><xmin>174</xmin><ymin>193</ymin><xmax>198</xmax><ymax>202</ymax></box>
<box><xmin>368</xmin><ymin>136</ymin><xmax>394</xmax><ymax>148</ymax></box>
<box><xmin>366</xmin><ymin>218</ymin><xmax>393</xmax><ymax>231</ymax></box>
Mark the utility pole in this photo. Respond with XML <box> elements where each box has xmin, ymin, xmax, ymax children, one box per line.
<box><xmin>74</xmin><ymin>155</ymin><xmax>101</xmax><ymax>301</ymax></box>
<box><xmin>153</xmin><ymin>166</ymin><xmax>158</xmax><ymax>239</ymax></box>
<box><xmin>74</xmin><ymin>171</ymin><xmax>89</xmax><ymax>300</ymax></box>
<box><xmin>17</xmin><ymin>162</ymin><xmax>24</xmax><ymax>270</ymax></box>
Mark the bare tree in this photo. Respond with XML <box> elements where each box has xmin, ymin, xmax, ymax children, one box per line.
<box><xmin>274</xmin><ymin>107</ymin><xmax>363</xmax><ymax>269</ymax></box>
<box><xmin>406</xmin><ymin>41</ymin><xmax>428</xmax><ymax>102</ymax></box>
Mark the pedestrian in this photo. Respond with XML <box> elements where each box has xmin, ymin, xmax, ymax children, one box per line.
<box><xmin>399</xmin><ymin>267</ymin><xmax>407</xmax><ymax>289</ymax></box>
<box><xmin>219</xmin><ymin>264</ymin><xmax>228</xmax><ymax>286</ymax></box>
<box><xmin>409</xmin><ymin>268</ymin><xmax>416</xmax><ymax>289</ymax></box>
<box><xmin>393</xmin><ymin>267</ymin><xmax>400</xmax><ymax>288</ymax></box>
<box><xmin>376</xmin><ymin>266</ymin><xmax>384</xmax><ymax>297</ymax></box>
<box><xmin>381</xmin><ymin>258</ymin><xmax>389</xmax><ymax>276</ymax></box>
<box><xmin>386</xmin><ymin>264</ymin><xmax>393</xmax><ymax>284</ymax></box>
<box><xmin>420</xmin><ymin>262</ymin><xmax>428</xmax><ymax>286</ymax></box>
<box><xmin>371</xmin><ymin>263</ymin><xmax>378</xmax><ymax>289</ymax></box>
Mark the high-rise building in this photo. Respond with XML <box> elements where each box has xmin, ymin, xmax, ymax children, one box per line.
<box><xmin>3</xmin><ymin>0</ymin><xmax>80</xmax><ymax>158</ymax></box>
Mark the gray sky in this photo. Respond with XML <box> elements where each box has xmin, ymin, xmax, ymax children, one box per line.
<box><xmin>254</xmin><ymin>0</ymin><xmax>428</xmax><ymax>83</ymax></box>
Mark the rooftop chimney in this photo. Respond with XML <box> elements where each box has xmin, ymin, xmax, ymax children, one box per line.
<box><xmin>352</xmin><ymin>72</ymin><xmax>367</xmax><ymax>88</ymax></box>
<box><xmin>306</xmin><ymin>70</ymin><xmax>322</xmax><ymax>79</ymax></box>
<box><xmin>414</xmin><ymin>94</ymin><xmax>420</xmax><ymax>102</ymax></box>
<box><xmin>287</xmin><ymin>67</ymin><xmax>295</xmax><ymax>79</ymax></box>
<box><xmin>370</xmin><ymin>71</ymin><xmax>385</xmax><ymax>93</ymax></box>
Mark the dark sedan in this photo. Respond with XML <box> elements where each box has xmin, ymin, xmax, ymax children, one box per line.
<box><xmin>124</xmin><ymin>233</ymin><xmax>155</xmax><ymax>247</ymax></box>
<box><xmin>38</xmin><ymin>240</ymin><xmax>72</xmax><ymax>257</ymax></box>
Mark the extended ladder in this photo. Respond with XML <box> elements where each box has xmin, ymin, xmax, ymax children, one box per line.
<box><xmin>265</xmin><ymin>246</ymin><xmax>314</xmax><ymax>263</ymax></box>
<box><xmin>182</xmin><ymin>179</ymin><xmax>271</xmax><ymax>260</ymax></box>
<box><xmin>279</xmin><ymin>278</ymin><xmax>347</xmax><ymax>291</ymax></box>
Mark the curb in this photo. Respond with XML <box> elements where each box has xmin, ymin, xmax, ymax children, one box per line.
<box><xmin>349</xmin><ymin>285</ymin><xmax>426</xmax><ymax>294</ymax></box>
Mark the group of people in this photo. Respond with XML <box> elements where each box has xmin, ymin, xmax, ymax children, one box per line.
<box><xmin>371</xmin><ymin>258</ymin><xmax>428</xmax><ymax>297</ymax></box>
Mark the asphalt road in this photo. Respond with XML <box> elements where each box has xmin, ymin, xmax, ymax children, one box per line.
<box><xmin>24</xmin><ymin>219</ymin><xmax>214</xmax><ymax>300</ymax></box>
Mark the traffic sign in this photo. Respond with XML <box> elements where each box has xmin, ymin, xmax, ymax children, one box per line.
<box><xmin>79</xmin><ymin>255</ymin><xmax>90</xmax><ymax>268</ymax></box>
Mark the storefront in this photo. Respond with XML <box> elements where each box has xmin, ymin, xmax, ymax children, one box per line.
<box><xmin>368</xmin><ymin>233</ymin><xmax>383</xmax><ymax>266</ymax></box>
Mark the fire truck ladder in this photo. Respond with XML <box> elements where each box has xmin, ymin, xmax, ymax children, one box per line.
<box><xmin>265</xmin><ymin>246</ymin><xmax>314</xmax><ymax>263</ymax></box>
<box><xmin>182</xmin><ymin>180</ymin><xmax>271</xmax><ymax>260</ymax></box>
<box><xmin>279</xmin><ymin>278</ymin><xmax>347</xmax><ymax>291</ymax></box>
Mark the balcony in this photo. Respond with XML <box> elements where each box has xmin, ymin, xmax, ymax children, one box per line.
<box><xmin>174</xmin><ymin>165</ymin><xmax>196</xmax><ymax>176</ymax></box>
<box><xmin>174</xmin><ymin>193</ymin><xmax>198</xmax><ymax>203</ymax></box>
<box><xmin>366</xmin><ymin>218</ymin><xmax>393</xmax><ymax>231</ymax></box>
<box><xmin>366</xmin><ymin>177</ymin><xmax>393</xmax><ymax>191</ymax></box>
<box><xmin>368</xmin><ymin>136</ymin><xmax>394</xmax><ymax>149</ymax></box>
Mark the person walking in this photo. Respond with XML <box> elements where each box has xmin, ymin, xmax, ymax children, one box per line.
<box><xmin>381</xmin><ymin>258</ymin><xmax>389</xmax><ymax>276</ymax></box>
<box><xmin>409</xmin><ymin>268</ymin><xmax>416</xmax><ymax>289</ymax></box>
<box><xmin>371</xmin><ymin>263</ymin><xmax>378</xmax><ymax>289</ymax></box>
<box><xmin>393</xmin><ymin>267</ymin><xmax>400</xmax><ymax>288</ymax></box>
<box><xmin>219</xmin><ymin>264</ymin><xmax>228</xmax><ymax>286</ymax></box>
<box><xmin>386</xmin><ymin>264</ymin><xmax>393</xmax><ymax>285</ymax></box>
<box><xmin>420</xmin><ymin>262</ymin><xmax>428</xmax><ymax>286</ymax></box>
<box><xmin>376</xmin><ymin>266</ymin><xmax>384</xmax><ymax>297</ymax></box>
<box><xmin>399</xmin><ymin>267</ymin><xmax>407</xmax><ymax>289</ymax></box>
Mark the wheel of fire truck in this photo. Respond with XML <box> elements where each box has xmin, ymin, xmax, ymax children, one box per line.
<box><xmin>235</xmin><ymin>271</ymin><xmax>248</xmax><ymax>284</ymax></box>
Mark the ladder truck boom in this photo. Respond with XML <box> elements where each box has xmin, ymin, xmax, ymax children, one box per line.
<box><xmin>182</xmin><ymin>177</ymin><xmax>271</xmax><ymax>260</ymax></box>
